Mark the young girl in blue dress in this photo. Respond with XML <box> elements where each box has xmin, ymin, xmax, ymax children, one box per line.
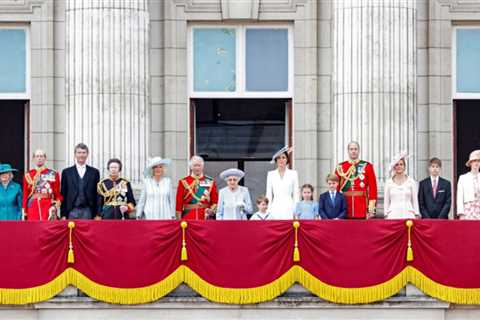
<box><xmin>294</xmin><ymin>184</ymin><xmax>319</xmax><ymax>219</ymax></box>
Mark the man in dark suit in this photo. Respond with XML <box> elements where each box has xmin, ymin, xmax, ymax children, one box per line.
<box><xmin>418</xmin><ymin>157</ymin><xmax>451</xmax><ymax>219</ymax></box>
<box><xmin>60</xmin><ymin>143</ymin><xmax>100</xmax><ymax>219</ymax></box>
<box><xmin>319</xmin><ymin>174</ymin><xmax>347</xmax><ymax>219</ymax></box>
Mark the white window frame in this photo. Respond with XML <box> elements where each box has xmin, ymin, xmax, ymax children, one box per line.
<box><xmin>188</xmin><ymin>23</ymin><xmax>293</xmax><ymax>98</ymax></box>
<box><xmin>452</xmin><ymin>25</ymin><xmax>480</xmax><ymax>100</ymax></box>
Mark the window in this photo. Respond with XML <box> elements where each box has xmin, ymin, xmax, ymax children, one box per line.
<box><xmin>192</xmin><ymin>98</ymin><xmax>292</xmax><ymax>204</ymax></box>
<box><xmin>0</xmin><ymin>26</ymin><xmax>29</xmax><ymax>99</ymax></box>
<box><xmin>189</xmin><ymin>24</ymin><xmax>293</xmax><ymax>98</ymax></box>
<box><xmin>453</xmin><ymin>27</ymin><xmax>480</xmax><ymax>98</ymax></box>
<box><xmin>195</xmin><ymin>99</ymin><xmax>287</xmax><ymax>159</ymax></box>
<box><xmin>245</xmin><ymin>29</ymin><xmax>289</xmax><ymax>92</ymax></box>
<box><xmin>193</xmin><ymin>28</ymin><xmax>236</xmax><ymax>92</ymax></box>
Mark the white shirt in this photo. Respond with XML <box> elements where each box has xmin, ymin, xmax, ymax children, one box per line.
<box><xmin>250</xmin><ymin>211</ymin><xmax>271</xmax><ymax>220</ymax></box>
<box><xmin>76</xmin><ymin>163</ymin><xmax>86</xmax><ymax>179</ymax></box>
<box><xmin>329</xmin><ymin>191</ymin><xmax>337</xmax><ymax>201</ymax></box>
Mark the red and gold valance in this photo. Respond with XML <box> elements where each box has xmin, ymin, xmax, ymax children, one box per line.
<box><xmin>0</xmin><ymin>220</ymin><xmax>479</xmax><ymax>305</ymax></box>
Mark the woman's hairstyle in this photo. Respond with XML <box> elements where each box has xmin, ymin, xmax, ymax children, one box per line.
<box><xmin>256</xmin><ymin>195</ymin><xmax>269</xmax><ymax>205</ymax></box>
<box><xmin>300</xmin><ymin>184</ymin><xmax>314</xmax><ymax>201</ymax></box>
<box><xmin>107</xmin><ymin>158</ymin><xmax>122</xmax><ymax>171</ymax></box>
<box><xmin>275</xmin><ymin>151</ymin><xmax>290</xmax><ymax>165</ymax></box>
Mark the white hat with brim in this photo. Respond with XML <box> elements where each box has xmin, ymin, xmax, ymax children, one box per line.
<box><xmin>388</xmin><ymin>150</ymin><xmax>409</xmax><ymax>173</ymax></box>
<box><xmin>219</xmin><ymin>168</ymin><xmax>245</xmax><ymax>181</ymax></box>
<box><xmin>270</xmin><ymin>146</ymin><xmax>292</xmax><ymax>164</ymax></box>
<box><xmin>466</xmin><ymin>150</ymin><xmax>480</xmax><ymax>167</ymax></box>
<box><xmin>143</xmin><ymin>157</ymin><xmax>172</xmax><ymax>177</ymax></box>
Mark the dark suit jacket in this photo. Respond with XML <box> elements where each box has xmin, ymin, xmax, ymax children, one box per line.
<box><xmin>418</xmin><ymin>177</ymin><xmax>451</xmax><ymax>219</ymax></box>
<box><xmin>319</xmin><ymin>191</ymin><xmax>347</xmax><ymax>220</ymax></box>
<box><xmin>60</xmin><ymin>165</ymin><xmax>100</xmax><ymax>218</ymax></box>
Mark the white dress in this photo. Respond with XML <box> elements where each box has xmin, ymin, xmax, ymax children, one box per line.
<box><xmin>136</xmin><ymin>177</ymin><xmax>175</xmax><ymax>220</ymax></box>
<box><xmin>266</xmin><ymin>168</ymin><xmax>300</xmax><ymax>220</ymax></box>
<box><xmin>384</xmin><ymin>176</ymin><xmax>420</xmax><ymax>219</ymax></box>
<box><xmin>217</xmin><ymin>186</ymin><xmax>253</xmax><ymax>220</ymax></box>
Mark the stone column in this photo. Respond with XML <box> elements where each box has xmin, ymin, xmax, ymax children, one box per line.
<box><xmin>66</xmin><ymin>0</ymin><xmax>149</xmax><ymax>182</ymax></box>
<box><xmin>333</xmin><ymin>0</ymin><xmax>417</xmax><ymax>184</ymax></box>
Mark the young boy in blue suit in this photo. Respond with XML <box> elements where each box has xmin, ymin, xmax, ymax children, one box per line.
<box><xmin>319</xmin><ymin>174</ymin><xmax>347</xmax><ymax>219</ymax></box>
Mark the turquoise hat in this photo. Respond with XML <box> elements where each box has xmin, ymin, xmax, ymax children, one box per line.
<box><xmin>0</xmin><ymin>164</ymin><xmax>18</xmax><ymax>174</ymax></box>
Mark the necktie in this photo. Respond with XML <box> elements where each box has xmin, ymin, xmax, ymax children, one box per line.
<box><xmin>330</xmin><ymin>192</ymin><xmax>335</xmax><ymax>205</ymax></box>
<box><xmin>432</xmin><ymin>179</ymin><xmax>437</xmax><ymax>199</ymax></box>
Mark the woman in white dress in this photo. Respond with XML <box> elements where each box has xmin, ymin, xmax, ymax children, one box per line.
<box><xmin>136</xmin><ymin>157</ymin><xmax>174</xmax><ymax>220</ymax></box>
<box><xmin>266</xmin><ymin>146</ymin><xmax>299</xmax><ymax>220</ymax></box>
<box><xmin>457</xmin><ymin>150</ymin><xmax>480</xmax><ymax>220</ymax></box>
<box><xmin>384</xmin><ymin>151</ymin><xmax>420</xmax><ymax>219</ymax></box>
<box><xmin>217</xmin><ymin>168</ymin><xmax>253</xmax><ymax>220</ymax></box>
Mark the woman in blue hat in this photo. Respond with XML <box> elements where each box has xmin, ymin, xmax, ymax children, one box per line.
<box><xmin>0</xmin><ymin>164</ymin><xmax>22</xmax><ymax>220</ymax></box>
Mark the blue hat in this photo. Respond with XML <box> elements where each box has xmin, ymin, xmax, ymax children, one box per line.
<box><xmin>0</xmin><ymin>164</ymin><xmax>17</xmax><ymax>174</ymax></box>
<box><xmin>220</xmin><ymin>168</ymin><xmax>245</xmax><ymax>181</ymax></box>
<box><xmin>270</xmin><ymin>146</ymin><xmax>293</xmax><ymax>164</ymax></box>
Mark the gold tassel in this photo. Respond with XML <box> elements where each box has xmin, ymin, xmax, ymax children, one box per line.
<box><xmin>405</xmin><ymin>220</ymin><xmax>414</xmax><ymax>262</ymax></box>
<box><xmin>67</xmin><ymin>221</ymin><xmax>75</xmax><ymax>264</ymax></box>
<box><xmin>181</xmin><ymin>221</ymin><xmax>188</xmax><ymax>261</ymax></box>
<box><xmin>293</xmin><ymin>221</ymin><xmax>300</xmax><ymax>262</ymax></box>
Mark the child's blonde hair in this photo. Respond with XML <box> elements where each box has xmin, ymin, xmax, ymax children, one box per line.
<box><xmin>300</xmin><ymin>184</ymin><xmax>314</xmax><ymax>201</ymax></box>
<box><xmin>326</xmin><ymin>173</ymin><xmax>339</xmax><ymax>183</ymax></box>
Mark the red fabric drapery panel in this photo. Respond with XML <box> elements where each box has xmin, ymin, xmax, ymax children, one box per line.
<box><xmin>298</xmin><ymin>220</ymin><xmax>407</xmax><ymax>287</ymax></box>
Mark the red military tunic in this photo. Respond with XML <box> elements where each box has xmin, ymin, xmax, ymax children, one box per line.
<box><xmin>335</xmin><ymin>160</ymin><xmax>377</xmax><ymax>219</ymax></box>
<box><xmin>22</xmin><ymin>167</ymin><xmax>62</xmax><ymax>221</ymax></box>
<box><xmin>175</xmin><ymin>174</ymin><xmax>218</xmax><ymax>220</ymax></box>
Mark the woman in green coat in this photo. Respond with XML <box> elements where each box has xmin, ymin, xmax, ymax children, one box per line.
<box><xmin>0</xmin><ymin>164</ymin><xmax>22</xmax><ymax>220</ymax></box>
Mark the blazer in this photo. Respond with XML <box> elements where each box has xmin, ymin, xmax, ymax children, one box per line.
<box><xmin>457</xmin><ymin>172</ymin><xmax>478</xmax><ymax>215</ymax></box>
<box><xmin>318</xmin><ymin>191</ymin><xmax>347</xmax><ymax>220</ymax></box>
<box><xmin>418</xmin><ymin>177</ymin><xmax>451</xmax><ymax>219</ymax></box>
<box><xmin>60</xmin><ymin>165</ymin><xmax>100</xmax><ymax>218</ymax></box>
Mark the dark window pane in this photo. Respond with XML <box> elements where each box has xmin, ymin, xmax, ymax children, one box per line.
<box><xmin>195</xmin><ymin>99</ymin><xmax>287</xmax><ymax>160</ymax></box>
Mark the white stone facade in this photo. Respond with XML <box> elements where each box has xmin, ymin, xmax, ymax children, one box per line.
<box><xmin>0</xmin><ymin>0</ymin><xmax>466</xmax><ymax>187</ymax></box>
<box><xmin>0</xmin><ymin>0</ymin><xmax>468</xmax><ymax>194</ymax></box>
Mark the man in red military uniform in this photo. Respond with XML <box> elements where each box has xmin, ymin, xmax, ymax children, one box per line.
<box><xmin>22</xmin><ymin>149</ymin><xmax>62</xmax><ymax>220</ymax></box>
<box><xmin>335</xmin><ymin>141</ymin><xmax>377</xmax><ymax>219</ymax></box>
<box><xmin>175</xmin><ymin>155</ymin><xmax>218</xmax><ymax>220</ymax></box>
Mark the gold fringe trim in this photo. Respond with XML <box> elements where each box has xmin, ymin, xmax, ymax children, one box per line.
<box><xmin>3</xmin><ymin>265</ymin><xmax>480</xmax><ymax>305</ymax></box>
<box><xmin>183</xmin><ymin>266</ymin><xmax>296</xmax><ymax>304</ymax></box>
<box><xmin>297</xmin><ymin>266</ymin><xmax>409</xmax><ymax>304</ymax></box>
<box><xmin>407</xmin><ymin>266</ymin><xmax>480</xmax><ymax>305</ymax></box>
<box><xmin>71</xmin><ymin>268</ymin><xmax>183</xmax><ymax>305</ymax></box>
<box><xmin>0</xmin><ymin>267</ymin><xmax>183</xmax><ymax>305</ymax></box>
<box><xmin>0</xmin><ymin>270</ymin><xmax>70</xmax><ymax>305</ymax></box>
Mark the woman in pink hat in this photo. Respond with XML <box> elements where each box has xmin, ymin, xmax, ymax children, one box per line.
<box><xmin>457</xmin><ymin>150</ymin><xmax>480</xmax><ymax>220</ymax></box>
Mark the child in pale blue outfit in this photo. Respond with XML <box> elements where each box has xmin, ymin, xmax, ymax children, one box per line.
<box><xmin>294</xmin><ymin>184</ymin><xmax>319</xmax><ymax>219</ymax></box>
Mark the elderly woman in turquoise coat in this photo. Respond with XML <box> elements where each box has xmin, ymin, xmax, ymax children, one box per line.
<box><xmin>0</xmin><ymin>164</ymin><xmax>22</xmax><ymax>220</ymax></box>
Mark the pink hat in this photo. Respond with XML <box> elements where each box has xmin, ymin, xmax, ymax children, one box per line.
<box><xmin>466</xmin><ymin>150</ymin><xmax>480</xmax><ymax>167</ymax></box>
